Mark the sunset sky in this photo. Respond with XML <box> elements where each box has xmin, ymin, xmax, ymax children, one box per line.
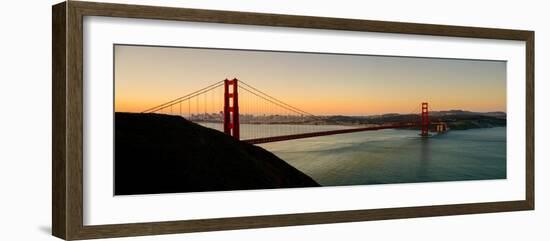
<box><xmin>115</xmin><ymin>45</ymin><xmax>506</xmax><ymax>116</ymax></box>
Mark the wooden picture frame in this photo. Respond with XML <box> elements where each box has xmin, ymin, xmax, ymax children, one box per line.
<box><xmin>52</xmin><ymin>1</ymin><xmax>534</xmax><ymax>240</ymax></box>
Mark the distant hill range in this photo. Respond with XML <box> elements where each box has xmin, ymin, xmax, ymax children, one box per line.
<box><xmin>115</xmin><ymin>112</ymin><xmax>320</xmax><ymax>195</ymax></box>
<box><xmin>430</xmin><ymin>110</ymin><xmax>506</xmax><ymax>118</ymax></box>
<box><xmin>178</xmin><ymin>110</ymin><xmax>506</xmax><ymax>131</ymax></box>
<box><xmin>320</xmin><ymin>110</ymin><xmax>506</xmax><ymax>130</ymax></box>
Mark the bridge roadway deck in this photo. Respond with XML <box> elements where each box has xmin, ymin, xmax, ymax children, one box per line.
<box><xmin>242</xmin><ymin>123</ymin><xmax>419</xmax><ymax>144</ymax></box>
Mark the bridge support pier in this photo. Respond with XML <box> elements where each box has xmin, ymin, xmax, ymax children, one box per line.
<box><xmin>224</xmin><ymin>78</ymin><xmax>240</xmax><ymax>139</ymax></box>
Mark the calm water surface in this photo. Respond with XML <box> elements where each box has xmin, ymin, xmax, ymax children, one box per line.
<box><xmin>257</xmin><ymin>127</ymin><xmax>506</xmax><ymax>186</ymax></box>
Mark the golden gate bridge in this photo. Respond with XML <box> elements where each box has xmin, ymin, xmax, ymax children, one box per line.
<box><xmin>141</xmin><ymin>78</ymin><xmax>446</xmax><ymax>144</ymax></box>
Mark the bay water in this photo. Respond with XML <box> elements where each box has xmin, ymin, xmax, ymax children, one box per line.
<box><xmin>199</xmin><ymin>122</ymin><xmax>506</xmax><ymax>186</ymax></box>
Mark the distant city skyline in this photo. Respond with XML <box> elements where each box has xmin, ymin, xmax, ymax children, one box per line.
<box><xmin>115</xmin><ymin>45</ymin><xmax>506</xmax><ymax>115</ymax></box>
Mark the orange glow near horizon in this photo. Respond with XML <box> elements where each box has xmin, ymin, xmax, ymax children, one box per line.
<box><xmin>115</xmin><ymin>45</ymin><xmax>506</xmax><ymax>116</ymax></box>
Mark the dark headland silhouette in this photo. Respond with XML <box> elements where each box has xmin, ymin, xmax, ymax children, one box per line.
<box><xmin>115</xmin><ymin>112</ymin><xmax>320</xmax><ymax>195</ymax></box>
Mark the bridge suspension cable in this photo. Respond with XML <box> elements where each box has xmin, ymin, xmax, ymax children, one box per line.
<box><xmin>141</xmin><ymin>80</ymin><xmax>224</xmax><ymax>113</ymax></box>
<box><xmin>239</xmin><ymin>80</ymin><xmax>316</xmax><ymax>117</ymax></box>
<box><xmin>239</xmin><ymin>85</ymin><xmax>308</xmax><ymax>117</ymax></box>
<box><xmin>137</xmin><ymin>78</ymin><xmax>432</xmax><ymax>143</ymax></box>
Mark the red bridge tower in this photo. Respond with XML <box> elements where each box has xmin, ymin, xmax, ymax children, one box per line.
<box><xmin>224</xmin><ymin>78</ymin><xmax>240</xmax><ymax>139</ymax></box>
<box><xmin>421</xmin><ymin>102</ymin><xmax>429</xmax><ymax>137</ymax></box>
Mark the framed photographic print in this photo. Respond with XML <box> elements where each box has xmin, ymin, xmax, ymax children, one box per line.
<box><xmin>52</xmin><ymin>1</ymin><xmax>534</xmax><ymax>240</ymax></box>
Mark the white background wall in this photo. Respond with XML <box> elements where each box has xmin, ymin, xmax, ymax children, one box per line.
<box><xmin>0</xmin><ymin>0</ymin><xmax>547</xmax><ymax>240</ymax></box>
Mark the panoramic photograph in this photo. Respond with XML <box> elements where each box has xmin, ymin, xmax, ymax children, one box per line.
<box><xmin>113</xmin><ymin>44</ymin><xmax>506</xmax><ymax>195</ymax></box>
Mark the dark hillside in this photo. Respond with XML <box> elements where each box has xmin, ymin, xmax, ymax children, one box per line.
<box><xmin>115</xmin><ymin>112</ymin><xmax>319</xmax><ymax>195</ymax></box>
